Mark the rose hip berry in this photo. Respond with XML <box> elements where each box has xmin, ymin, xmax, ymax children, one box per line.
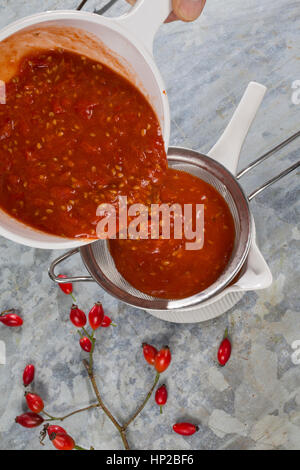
<box><xmin>50</xmin><ymin>432</ymin><xmax>75</xmax><ymax>451</ymax></box>
<box><xmin>155</xmin><ymin>384</ymin><xmax>168</xmax><ymax>413</ymax></box>
<box><xmin>23</xmin><ymin>364</ymin><xmax>35</xmax><ymax>387</ymax></box>
<box><xmin>173</xmin><ymin>422</ymin><xmax>199</xmax><ymax>436</ymax></box>
<box><xmin>15</xmin><ymin>412</ymin><xmax>44</xmax><ymax>428</ymax></box>
<box><xmin>58</xmin><ymin>275</ymin><xmax>76</xmax><ymax>302</ymax></box>
<box><xmin>101</xmin><ymin>315</ymin><xmax>116</xmax><ymax>328</ymax></box>
<box><xmin>58</xmin><ymin>275</ymin><xmax>73</xmax><ymax>295</ymax></box>
<box><xmin>142</xmin><ymin>343</ymin><xmax>158</xmax><ymax>366</ymax></box>
<box><xmin>0</xmin><ymin>313</ymin><xmax>23</xmax><ymax>327</ymax></box>
<box><xmin>70</xmin><ymin>305</ymin><xmax>87</xmax><ymax>328</ymax></box>
<box><xmin>88</xmin><ymin>302</ymin><xmax>104</xmax><ymax>330</ymax></box>
<box><xmin>25</xmin><ymin>392</ymin><xmax>44</xmax><ymax>414</ymax></box>
<box><xmin>218</xmin><ymin>329</ymin><xmax>231</xmax><ymax>366</ymax></box>
<box><xmin>47</xmin><ymin>425</ymin><xmax>67</xmax><ymax>437</ymax></box>
<box><xmin>154</xmin><ymin>346</ymin><xmax>171</xmax><ymax>373</ymax></box>
<box><xmin>80</xmin><ymin>337</ymin><xmax>92</xmax><ymax>353</ymax></box>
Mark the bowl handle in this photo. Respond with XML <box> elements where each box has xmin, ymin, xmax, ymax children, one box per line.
<box><xmin>229</xmin><ymin>219</ymin><xmax>272</xmax><ymax>291</ymax></box>
<box><xmin>231</xmin><ymin>241</ymin><xmax>273</xmax><ymax>291</ymax></box>
<box><xmin>117</xmin><ymin>0</ymin><xmax>172</xmax><ymax>53</ymax></box>
<box><xmin>208</xmin><ymin>82</ymin><xmax>267</xmax><ymax>175</ymax></box>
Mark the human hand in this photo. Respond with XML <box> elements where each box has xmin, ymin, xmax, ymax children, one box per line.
<box><xmin>126</xmin><ymin>0</ymin><xmax>206</xmax><ymax>22</ymax></box>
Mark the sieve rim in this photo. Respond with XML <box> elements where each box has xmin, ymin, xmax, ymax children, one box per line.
<box><xmin>79</xmin><ymin>147</ymin><xmax>252</xmax><ymax>310</ymax></box>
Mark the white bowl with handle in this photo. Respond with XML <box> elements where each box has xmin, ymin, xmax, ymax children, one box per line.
<box><xmin>0</xmin><ymin>0</ymin><xmax>172</xmax><ymax>249</ymax></box>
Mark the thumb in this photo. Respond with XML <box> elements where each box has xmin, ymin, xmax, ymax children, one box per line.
<box><xmin>172</xmin><ymin>0</ymin><xmax>206</xmax><ymax>22</ymax></box>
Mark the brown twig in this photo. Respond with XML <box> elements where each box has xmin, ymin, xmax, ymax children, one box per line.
<box><xmin>43</xmin><ymin>404</ymin><xmax>100</xmax><ymax>422</ymax></box>
<box><xmin>41</xmin><ymin>341</ymin><xmax>161</xmax><ymax>450</ymax></box>
<box><xmin>82</xmin><ymin>359</ymin><xmax>130</xmax><ymax>450</ymax></box>
<box><xmin>81</xmin><ymin>326</ymin><xmax>161</xmax><ymax>451</ymax></box>
<box><xmin>1</xmin><ymin>308</ymin><xmax>19</xmax><ymax>316</ymax></box>
<box><xmin>123</xmin><ymin>372</ymin><xmax>160</xmax><ymax>429</ymax></box>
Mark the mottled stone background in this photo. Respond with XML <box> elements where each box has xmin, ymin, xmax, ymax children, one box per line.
<box><xmin>0</xmin><ymin>0</ymin><xmax>299</xmax><ymax>450</ymax></box>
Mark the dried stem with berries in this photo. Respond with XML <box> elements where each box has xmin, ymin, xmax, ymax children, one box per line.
<box><xmin>15</xmin><ymin>286</ymin><xmax>172</xmax><ymax>450</ymax></box>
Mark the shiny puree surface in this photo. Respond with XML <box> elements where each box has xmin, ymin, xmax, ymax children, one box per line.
<box><xmin>0</xmin><ymin>49</ymin><xmax>166</xmax><ymax>238</ymax></box>
<box><xmin>110</xmin><ymin>169</ymin><xmax>235</xmax><ymax>299</ymax></box>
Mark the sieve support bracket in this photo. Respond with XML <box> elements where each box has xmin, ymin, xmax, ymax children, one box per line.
<box><xmin>48</xmin><ymin>248</ymin><xmax>94</xmax><ymax>284</ymax></box>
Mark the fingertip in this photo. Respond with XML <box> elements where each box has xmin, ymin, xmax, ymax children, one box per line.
<box><xmin>172</xmin><ymin>0</ymin><xmax>206</xmax><ymax>22</ymax></box>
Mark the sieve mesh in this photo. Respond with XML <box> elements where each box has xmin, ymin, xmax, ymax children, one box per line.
<box><xmin>80</xmin><ymin>148</ymin><xmax>251</xmax><ymax>310</ymax></box>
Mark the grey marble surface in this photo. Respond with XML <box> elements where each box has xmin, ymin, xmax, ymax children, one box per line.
<box><xmin>0</xmin><ymin>0</ymin><xmax>299</xmax><ymax>451</ymax></box>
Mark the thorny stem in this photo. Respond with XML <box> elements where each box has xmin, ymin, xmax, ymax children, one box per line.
<box><xmin>123</xmin><ymin>372</ymin><xmax>160</xmax><ymax>429</ymax></box>
<box><xmin>42</xmin><ymin>404</ymin><xmax>100</xmax><ymax>422</ymax></box>
<box><xmin>82</xmin><ymin>359</ymin><xmax>130</xmax><ymax>450</ymax></box>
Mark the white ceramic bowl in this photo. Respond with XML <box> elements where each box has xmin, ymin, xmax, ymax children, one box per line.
<box><xmin>0</xmin><ymin>0</ymin><xmax>172</xmax><ymax>249</ymax></box>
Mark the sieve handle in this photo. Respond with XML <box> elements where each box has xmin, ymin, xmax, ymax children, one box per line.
<box><xmin>208</xmin><ymin>82</ymin><xmax>267</xmax><ymax>175</ymax></box>
<box><xmin>93</xmin><ymin>0</ymin><xmax>120</xmax><ymax>15</ymax></box>
<box><xmin>248</xmin><ymin>159</ymin><xmax>300</xmax><ymax>200</ymax></box>
<box><xmin>117</xmin><ymin>0</ymin><xmax>172</xmax><ymax>53</ymax></box>
<box><xmin>237</xmin><ymin>130</ymin><xmax>300</xmax><ymax>179</ymax></box>
<box><xmin>48</xmin><ymin>248</ymin><xmax>94</xmax><ymax>284</ymax></box>
<box><xmin>236</xmin><ymin>129</ymin><xmax>300</xmax><ymax>200</ymax></box>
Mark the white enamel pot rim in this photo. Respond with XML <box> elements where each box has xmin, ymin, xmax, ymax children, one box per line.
<box><xmin>0</xmin><ymin>0</ymin><xmax>172</xmax><ymax>249</ymax></box>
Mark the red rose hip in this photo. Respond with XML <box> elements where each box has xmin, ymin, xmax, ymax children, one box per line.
<box><xmin>50</xmin><ymin>432</ymin><xmax>75</xmax><ymax>451</ymax></box>
<box><xmin>15</xmin><ymin>412</ymin><xmax>44</xmax><ymax>428</ymax></box>
<box><xmin>101</xmin><ymin>315</ymin><xmax>116</xmax><ymax>327</ymax></box>
<box><xmin>0</xmin><ymin>314</ymin><xmax>23</xmax><ymax>327</ymax></box>
<box><xmin>155</xmin><ymin>384</ymin><xmax>168</xmax><ymax>413</ymax></box>
<box><xmin>88</xmin><ymin>302</ymin><xmax>104</xmax><ymax>330</ymax></box>
<box><xmin>217</xmin><ymin>329</ymin><xmax>232</xmax><ymax>366</ymax></box>
<box><xmin>173</xmin><ymin>422</ymin><xmax>199</xmax><ymax>436</ymax></box>
<box><xmin>25</xmin><ymin>392</ymin><xmax>44</xmax><ymax>414</ymax></box>
<box><xmin>70</xmin><ymin>305</ymin><xmax>87</xmax><ymax>328</ymax></box>
<box><xmin>154</xmin><ymin>346</ymin><xmax>171</xmax><ymax>373</ymax></box>
<box><xmin>58</xmin><ymin>275</ymin><xmax>73</xmax><ymax>295</ymax></box>
<box><xmin>23</xmin><ymin>364</ymin><xmax>35</xmax><ymax>387</ymax></box>
<box><xmin>47</xmin><ymin>425</ymin><xmax>67</xmax><ymax>437</ymax></box>
<box><xmin>80</xmin><ymin>337</ymin><xmax>92</xmax><ymax>353</ymax></box>
<box><xmin>142</xmin><ymin>343</ymin><xmax>158</xmax><ymax>366</ymax></box>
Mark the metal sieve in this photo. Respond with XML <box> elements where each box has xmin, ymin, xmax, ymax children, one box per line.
<box><xmin>49</xmin><ymin>133</ymin><xmax>300</xmax><ymax>311</ymax></box>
